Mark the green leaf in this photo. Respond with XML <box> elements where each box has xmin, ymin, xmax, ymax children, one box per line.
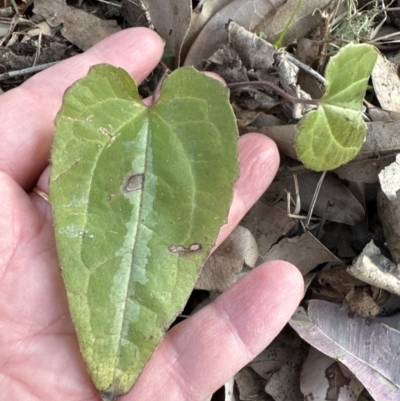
<box><xmin>49</xmin><ymin>65</ymin><xmax>238</xmax><ymax>400</ymax></box>
<box><xmin>295</xmin><ymin>43</ymin><xmax>378</xmax><ymax>171</ymax></box>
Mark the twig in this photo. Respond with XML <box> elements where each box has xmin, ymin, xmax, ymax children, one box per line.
<box><xmin>305</xmin><ymin>171</ymin><xmax>326</xmax><ymax>229</ymax></box>
<box><xmin>95</xmin><ymin>0</ymin><xmax>122</xmax><ymax>7</ymax></box>
<box><xmin>227</xmin><ymin>81</ymin><xmax>320</xmax><ymax>106</ymax></box>
<box><xmin>0</xmin><ymin>61</ymin><xmax>58</xmax><ymax>81</ymax></box>
<box><xmin>279</xmin><ymin>52</ymin><xmax>326</xmax><ymax>85</ymax></box>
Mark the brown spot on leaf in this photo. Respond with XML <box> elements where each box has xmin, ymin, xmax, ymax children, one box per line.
<box><xmin>124</xmin><ymin>174</ymin><xmax>144</xmax><ymax>192</ymax></box>
<box><xmin>168</xmin><ymin>243</ymin><xmax>202</xmax><ymax>254</ymax></box>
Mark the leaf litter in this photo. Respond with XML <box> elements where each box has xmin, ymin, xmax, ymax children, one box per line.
<box><xmin>4</xmin><ymin>0</ymin><xmax>400</xmax><ymax>400</ymax></box>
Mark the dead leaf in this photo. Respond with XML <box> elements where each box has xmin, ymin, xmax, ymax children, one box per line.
<box><xmin>282</xmin><ymin>172</ymin><xmax>365</xmax><ymax>225</ymax></box>
<box><xmin>264</xmin><ymin>340</ymin><xmax>308</xmax><ymax>401</ymax></box>
<box><xmin>368</xmin><ymin>105</ymin><xmax>400</xmax><ymax>122</ymax></box>
<box><xmin>141</xmin><ymin>0</ymin><xmax>191</xmax><ymax>66</ymax></box>
<box><xmin>33</xmin><ymin>0</ymin><xmax>120</xmax><ymax>50</ymax></box>
<box><xmin>296</xmin><ymin>38</ymin><xmax>324</xmax><ymax>100</ymax></box>
<box><xmin>334</xmin><ymin>155</ymin><xmax>395</xmax><ymax>184</ymax></box>
<box><xmin>255</xmin><ymin>0</ymin><xmax>332</xmax><ymax>46</ymax></box>
<box><xmin>0</xmin><ymin>38</ymin><xmax>68</xmax><ymax>71</ymax></box>
<box><xmin>183</xmin><ymin>0</ymin><xmax>285</xmax><ymax>68</ymax></box>
<box><xmin>244</xmin><ymin>124</ymin><xmax>298</xmax><ymax>159</ymax></box>
<box><xmin>232</xmin><ymin>103</ymin><xmax>261</xmax><ymax>128</ymax></box>
<box><xmin>248</xmin><ymin>326</ymin><xmax>303</xmax><ymax>381</ymax></box>
<box><xmin>379</xmin><ymin>154</ymin><xmax>400</xmax><ymax>201</ymax></box>
<box><xmin>120</xmin><ymin>0</ymin><xmax>150</xmax><ymax>28</ymax></box>
<box><xmin>263</xmin><ymin>231</ymin><xmax>341</xmax><ymax>276</ymax></box>
<box><xmin>275</xmin><ymin>51</ymin><xmax>315</xmax><ymax>119</ymax></box>
<box><xmin>2</xmin><ymin>0</ymin><xmax>31</xmax><ymax>10</ymax></box>
<box><xmin>195</xmin><ymin>225</ymin><xmax>258</xmax><ymax>292</ymax></box>
<box><xmin>344</xmin><ymin>286</ymin><xmax>389</xmax><ymax>318</ymax></box>
<box><xmin>318</xmin><ymin>223</ymin><xmax>360</xmax><ymax>260</ymax></box>
<box><xmin>312</xmin><ymin>249</ymin><xmax>390</xmax><ymax>318</ymax></box>
<box><xmin>376</xmin><ymin>295</ymin><xmax>400</xmax><ymax>330</ymax></box>
<box><xmin>378</xmin><ymin>158</ymin><xmax>400</xmax><ymax>264</ymax></box>
<box><xmin>204</xmin><ymin>22</ymin><xmax>280</xmax><ymax>110</ymax></box>
<box><xmin>227</xmin><ymin>21</ymin><xmax>275</xmax><ymax>78</ymax></box>
<box><xmin>347</xmin><ymin>241</ymin><xmax>400</xmax><ymax>297</ymax></box>
<box><xmin>181</xmin><ymin>0</ymin><xmax>233</xmax><ymax>61</ymax></box>
<box><xmin>240</xmin><ymin>200</ymin><xmax>296</xmax><ymax>256</ymax></box>
<box><xmin>290</xmin><ymin>301</ymin><xmax>400</xmax><ymax>401</ymax></box>
<box><xmin>300</xmin><ymin>347</ymin><xmax>364</xmax><ymax>401</ymax></box>
<box><xmin>372</xmin><ymin>53</ymin><xmax>400</xmax><ymax>112</ymax></box>
<box><xmin>235</xmin><ymin>368</ymin><xmax>270</xmax><ymax>401</ymax></box>
<box><xmin>312</xmin><ymin>266</ymin><xmax>366</xmax><ymax>300</ymax></box>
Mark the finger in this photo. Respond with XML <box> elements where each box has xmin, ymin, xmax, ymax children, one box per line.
<box><xmin>126</xmin><ymin>261</ymin><xmax>304</xmax><ymax>401</ymax></box>
<box><xmin>34</xmin><ymin>133</ymin><xmax>279</xmax><ymax>248</ymax></box>
<box><xmin>0</xmin><ymin>27</ymin><xmax>164</xmax><ymax>190</ymax></box>
<box><xmin>215</xmin><ymin>133</ymin><xmax>279</xmax><ymax>248</ymax></box>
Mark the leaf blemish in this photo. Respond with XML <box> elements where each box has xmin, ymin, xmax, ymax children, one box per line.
<box><xmin>168</xmin><ymin>243</ymin><xmax>202</xmax><ymax>254</ymax></box>
<box><xmin>100</xmin><ymin>127</ymin><xmax>115</xmax><ymax>141</ymax></box>
<box><xmin>124</xmin><ymin>174</ymin><xmax>144</xmax><ymax>192</ymax></box>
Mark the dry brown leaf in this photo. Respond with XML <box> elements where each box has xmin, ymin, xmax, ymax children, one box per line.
<box><xmin>344</xmin><ymin>287</ymin><xmax>389</xmax><ymax>318</ymax></box>
<box><xmin>275</xmin><ymin>51</ymin><xmax>315</xmax><ymax>119</ymax></box>
<box><xmin>195</xmin><ymin>226</ymin><xmax>258</xmax><ymax>292</ymax></box>
<box><xmin>378</xmin><ymin>157</ymin><xmax>400</xmax><ymax>264</ymax></box>
<box><xmin>244</xmin><ymin>124</ymin><xmax>298</xmax><ymax>159</ymax></box>
<box><xmin>2</xmin><ymin>0</ymin><xmax>32</xmax><ymax>10</ymax></box>
<box><xmin>235</xmin><ymin>368</ymin><xmax>269</xmax><ymax>401</ymax></box>
<box><xmin>0</xmin><ymin>39</ymin><xmax>68</xmax><ymax>70</ymax></box>
<box><xmin>283</xmin><ymin>172</ymin><xmax>365</xmax><ymax>225</ymax></box>
<box><xmin>348</xmin><ymin>241</ymin><xmax>400</xmax><ymax>297</ymax></box>
<box><xmin>263</xmin><ymin>231</ymin><xmax>341</xmax><ymax>276</ymax></box>
<box><xmin>183</xmin><ymin>0</ymin><xmax>285</xmax><ymax>68</ymax></box>
<box><xmin>248</xmin><ymin>326</ymin><xmax>303</xmax><ymax>381</ymax></box>
<box><xmin>255</xmin><ymin>0</ymin><xmax>332</xmax><ymax>45</ymax></box>
<box><xmin>368</xmin><ymin>105</ymin><xmax>400</xmax><ymax>122</ymax></box>
<box><xmin>372</xmin><ymin>53</ymin><xmax>400</xmax><ymax>112</ymax></box>
<box><xmin>300</xmin><ymin>347</ymin><xmax>364</xmax><ymax>401</ymax></box>
<box><xmin>313</xmin><ymin>266</ymin><xmax>366</xmax><ymax>300</ymax></box>
<box><xmin>378</xmin><ymin>154</ymin><xmax>400</xmax><ymax>201</ymax></box>
<box><xmin>264</xmin><ymin>340</ymin><xmax>308</xmax><ymax>401</ymax></box>
<box><xmin>312</xmin><ymin>265</ymin><xmax>390</xmax><ymax>317</ymax></box>
<box><xmin>240</xmin><ymin>200</ymin><xmax>296</xmax><ymax>256</ymax></box>
<box><xmin>232</xmin><ymin>103</ymin><xmax>261</xmax><ymax>128</ymax></box>
<box><xmin>227</xmin><ymin>21</ymin><xmax>275</xmax><ymax>76</ymax></box>
<box><xmin>141</xmin><ymin>0</ymin><xmax>191</xmax><ymax>66</ymax></box>
<box><xmin>33</xmin><ymin>0</ymin><xmax>120</xmax><ymax>50</ymax></box>
<box><xmin>181</xmin><ymin>0</ymin><xmax>233</xmax><ymax>61</ymax></box>
<box><xmin>290</xmin><ymin>301</ymin><xmax>400</xmax><ymax>401</ymax></box>
<box><xmin>334</xmin><ymin>155</ymin><xmax>395</xmax><ymax>184</ymax></box>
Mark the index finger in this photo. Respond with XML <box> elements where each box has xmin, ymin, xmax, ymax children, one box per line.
<box><xmin>0</xmin><ymin>28</ymin><xmax>164</xmax><ymax>190</ymax></box>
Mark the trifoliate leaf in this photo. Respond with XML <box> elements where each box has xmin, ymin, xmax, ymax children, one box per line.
<box><xmin>49</xmin><ymin>65</ymin><xmax>238</xmax><ymax>400</ymax></box>
<box><xmin>295</xmin><ymin>43</ymin><xmax>378</xmax><ymax>171</ymax></box>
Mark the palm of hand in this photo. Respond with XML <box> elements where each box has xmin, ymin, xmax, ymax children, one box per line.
<box><xmin>0</xmin><ymin>28</ymin><xmax>303</xmax><ymax>401</ymax></box>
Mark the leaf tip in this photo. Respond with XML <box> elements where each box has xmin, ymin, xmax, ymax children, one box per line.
<box><xmin>100</xmin><ymin>389</ymin><xmax>121</xmax><ymax>401</ymax></box>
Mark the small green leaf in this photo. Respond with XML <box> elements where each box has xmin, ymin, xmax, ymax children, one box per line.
<box><xmin>295</xmin><ymin>43</ymin><xmax>378</xmax><ymax>171</ymax></box>
<box><xmin>49</xmin><ymin>65</ymin><xmax>238</xmax><ymax>400</ymax></box>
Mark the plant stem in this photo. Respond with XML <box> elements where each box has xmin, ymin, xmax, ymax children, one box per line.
<box><xmin>227</xmin><ymin>81</ymin><xmax>320</xmax><ymax>106</ymax></box>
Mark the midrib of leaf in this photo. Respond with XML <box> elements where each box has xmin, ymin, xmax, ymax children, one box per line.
<box><xmin>319</xmin><ymin>105</ymin><xmax>361</xmax><ymax>150</ymax></box>
<box><xmin>110</xmin><ymin>104</ymin><xmax>200</xmax><ymax>381</ymax></box>
<box><xmin>110</xmin><ymin>116</ymin><xmax>149</xmax><ymax>382</ymax></box>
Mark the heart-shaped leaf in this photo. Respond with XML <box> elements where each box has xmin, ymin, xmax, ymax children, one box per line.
<box><xmin>49</xmin><ymin>65</ymin><xmax>238</xmax><ymax>400</ymax></box>
<box><xmin>295</xmin><ymin>43</ymin><xmax>378</xmax><ymax>171</ymax></box>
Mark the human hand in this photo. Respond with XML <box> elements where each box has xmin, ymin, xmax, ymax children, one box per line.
<box><xmin>0</xmin><ymin>28</ymin><xmax>304</xmax><ymax>401</ymax></box>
